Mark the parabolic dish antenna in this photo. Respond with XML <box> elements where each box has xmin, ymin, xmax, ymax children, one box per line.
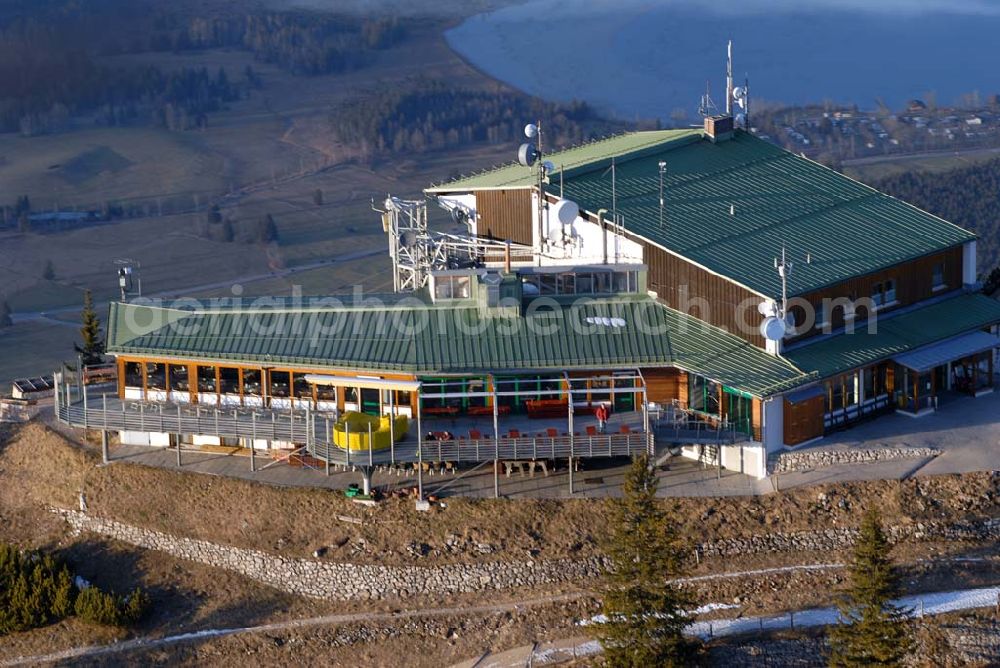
<box><xmin>518</xmin><ymin>142</ymin><xmax>538</xmax><ymax>167</ymax></box>
<box><xmin>524</xmin><ymin>123</ymin><xmax>538</xmax><ymax>139</ymax></box>
<box><xmin>760</xmin><ymin>316</ymin><xmax>786</xmax><ymax>342</ymax></box>
<box><xmin>551</xmin><ymin>199</ymin><xmax>579</xmax><ymax>226</ymax></box>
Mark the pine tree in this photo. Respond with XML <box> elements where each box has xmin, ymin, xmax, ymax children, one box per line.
<box><xmin>42</xmin><ymin>259</ymin><xmax>55</xmax><ymax>280</ymax></box>
<box><xmin>74</xmin><ymin>290</ymin><xmax>104</xmax><ymax>365</ymax></box>
<box><xmin>597</xmin><ymin>454</ymin><xmax>698</xmax><ymax>667</ymax></box>
<box><xmin>0</xmin><ymin>300</ymin><xmax>11</xmax><ymax>328</ymax></box>
<box><xmin>829</xmin><ymin>509</ymin><xmax>912</xmax><ymax>667</ymax></box>
<box><xmin>257</xmin><ymin>213</ymin><xmax>278</xmax><ymax>243</ymax></box>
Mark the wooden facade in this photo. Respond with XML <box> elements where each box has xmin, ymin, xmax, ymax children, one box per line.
<box><xmin>789</xmin><ymin>246</ymin><xmax>964</xmax><ymax>342</ymax></box>
<box><xmin>476</xmin><ymin>189</ymin><xmax>533</xmax><ymax>245</ymax></box>
<box><xmin>783</xmin><ymin>393</ymin><xmax>825</xmax><ymax>446</ymax></box>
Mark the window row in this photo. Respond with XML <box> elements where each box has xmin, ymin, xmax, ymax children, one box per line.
<box><xmin>521</xmin><ymin>270</ymin><xmax>638</xmax><ymax>297</ymax></box>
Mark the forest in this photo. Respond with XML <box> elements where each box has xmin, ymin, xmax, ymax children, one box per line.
<box><xmin>0</xmin><ymin>0</ymin><xmax>405</xmax><ymax>134</ymax></box>
<box><xmin>329</xmin><ymin>80</ymin><xmax>634</xmax><ymax>160</ymax></box>
<box><xmin>869</xmin><ymin>159</ymin><xmax>1000</xmax><ymax>276</ymax></box>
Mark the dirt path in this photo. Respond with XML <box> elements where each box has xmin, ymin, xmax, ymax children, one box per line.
<box><xmin>0</xmin><ymin>592</ymin><xmax>586</xmax><ymax>667</ymax></box>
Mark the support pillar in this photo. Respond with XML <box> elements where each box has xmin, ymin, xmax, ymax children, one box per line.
<box><xmin>567</xmin><ymin>378</ymin><xmax>575</xmax><ymax>496</ymax></box>
<box><xmin>250</xmin><ymin>440</ymin><xmax>256</xmax><ymax>472</ymax></box>
<box><xmin>416</xmin><ymin>395</ymin><xmax>423</xmax><ymax>501</ymax></box>
<box><xmin>176</xmin><ymin>435</ymin><xmax>182</xmax><ymax>467</ymax></box>
<box><xmin>101</xmin><ymin>430</ymin><xmax>109</xmax><ymax>465</ymax></box>
<box><xmin>492</xmin><ymin>382</ymin><xmax>500</xmax><ymax>499</ymax></box>
<box><xmin>361</xmin><ymin>467</ymin><xmax>372</xmax><ymax>496</ymax></box>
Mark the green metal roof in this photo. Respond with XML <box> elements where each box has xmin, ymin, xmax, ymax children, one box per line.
<box><xmin>430</xmin><ymin>129</ymin><xmax>976</xmax><ymax>299</ymax></box>
<box><xmin>784</xmin><ymin>293</ymin><xmax>1000</xmax><ymax>380</ymax></box>
<box><xmin>425</xmin><ymin>129</ymin><xmax>701</xmax><ymax>192</ymax></box>
<box><xmin>106</xmin><ymin>296</ymin><xmax>810</xmax><ymax>397</ymax></box>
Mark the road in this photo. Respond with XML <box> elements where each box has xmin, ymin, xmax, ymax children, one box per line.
<box><xmin>9</xmin><ymin>247</ymin><xmax>384</xmax><ymax>327</ymax></box>
<box><xmin>842</xmin><ymin>145</ymin><xmax>1000</xmax><ymax>169</ymax></box>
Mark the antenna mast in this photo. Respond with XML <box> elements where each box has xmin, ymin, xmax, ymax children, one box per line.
<box><xmin>726</xmin><ymin>39</ymin><xmax>733</xmax><ymax>116</ymax></box>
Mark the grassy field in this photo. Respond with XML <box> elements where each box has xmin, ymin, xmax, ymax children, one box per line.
<box><xmin>0</xmin><ymin>24</ymin><xmax>522</xmax><ymax>384</ymax></box>
<box><xmin>844</xmin><ymin>146</ymin><xmax>1000</xmax><ymax>181</ymax></box>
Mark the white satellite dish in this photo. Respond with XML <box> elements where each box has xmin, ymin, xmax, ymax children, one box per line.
<box><xmin>551</xmin><ymin>199</ymin><xmax>579</xmax><ymax>226</ymax></box>
<box><xmin>760</xmin><ymin>316</ymin><xmax>786</xmax><ymax>342</ymax></box>
<box><xmin>733</xmin><ymin>86</ymin><xmax>745</xmax><ymax>100</ymax></box>
<box><xmin>757</xmin><ymin>300</ymin><xmax>778</xmax><ymax>317</ymax></box>
<box><xmin>524</xmin><ymin>123</ymin><xmax>538</xmax><ymax>139</ymax></box>
<box><xmin>542</xmin><ymin>160</ymin><xmax>556</xmax><ymax>173</ymax></box>
<box><xmin>518</xmin><ymin>142</ymin><xmax>538</xmax><ymax>167</ymax></box>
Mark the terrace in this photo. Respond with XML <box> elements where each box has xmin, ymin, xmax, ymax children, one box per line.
<box><xmin>54</xmin><ymin>369</ymin><xmax>749</xmax><ymax>496</ymax></box>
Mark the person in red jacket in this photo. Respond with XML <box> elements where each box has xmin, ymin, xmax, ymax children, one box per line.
<box><xmin>595</xmin><ymin>403</ymin><xmax>609</xmax><ymax>434</ymax></box>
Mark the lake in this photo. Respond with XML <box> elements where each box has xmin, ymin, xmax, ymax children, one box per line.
<box><xmin>447</xmin><ymin>0</ymin><xmax>1000</xmax><ymax>121</ymax></box>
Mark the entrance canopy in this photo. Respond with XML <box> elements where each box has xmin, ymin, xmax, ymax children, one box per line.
<box><xmin>302</xmin><ymin>375</ymin><xmax>422</xmax><ymax>392</ymax></box>
<box><xmin>893</xmin><ymin>331</ymin><xmax>1000</xmax><ymax>373</ymax></box>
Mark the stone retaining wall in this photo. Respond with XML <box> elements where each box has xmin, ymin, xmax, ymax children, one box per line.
<box><xmin>772</xmin><ymin>447</ymin><xmax>939</xmax><ymax>474</ymax></box>
<box><xmin>698</xmin><ymin>518</ymin><xmax>1000</xmax><ymax>558</ymax></box>
<box><xmin>53</xmin><ymin>509</ymin><xmax>605</xmax><ymax>601</ymax></box>
<box><xmin>54</xmin><ymin>509</ymin><xmax>1000</xmax><ymax>601</ymax></box>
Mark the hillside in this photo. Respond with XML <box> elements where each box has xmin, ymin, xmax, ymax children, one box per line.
<box><xmin>868</xmin><ymin>157</ymin><xmax>1000</xmax><ymax>275</ymax></box>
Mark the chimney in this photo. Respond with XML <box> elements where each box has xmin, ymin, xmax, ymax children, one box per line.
<box><xmin>704</xmin><ymin>115</ymin><xmax>734</xmax><ymax>143</ymax></box>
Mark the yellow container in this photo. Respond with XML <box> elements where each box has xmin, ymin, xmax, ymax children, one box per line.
<box><xmin>332</xmin><ymin>412</ymin><xmax>409</xmax><ymax>451</ymax></box>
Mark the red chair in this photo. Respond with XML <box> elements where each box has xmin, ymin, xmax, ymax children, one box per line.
<box><xmin>469</xmin><ymin>429</ymin><xmax>482</xmax><ymax>440</ymax></box>
<box><xmin>620</xmin><ymin>425</ymin><xmax>631</xmax><ymax>434</ymax></box>
<box><xmin>508</xmin><ymin>429</ymin><xmax>520</xmax><ymax>438</ymax></box>
<box><xmin>546</xmin><ymin>427</ymin><xmax>558</xmax><ymax>437</ymax></box>
<box><xmin>585</xmin><ymin>425</ymin><xmax>597</xmax><ymax>436</ymax></box>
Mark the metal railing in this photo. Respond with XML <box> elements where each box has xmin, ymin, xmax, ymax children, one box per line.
<box><xmin>55</xmin><ymin>388</ymin><xmax>654</xmax><ymax>466</ymax></box>
<box><xmin>649</xmin><ymin>401</ymin><xmax>752</xmax><ymax>445</ymax></box>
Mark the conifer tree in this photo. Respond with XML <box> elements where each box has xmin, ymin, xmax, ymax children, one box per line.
<box><xmin>829</xmin><ymin>508</ymin><xmax>912</xmax><ymax>667</ymax></box>
<box><xmin>75</xmin><ymin>290</ymin><xmax>104</xmax><ymax>365</ymax></box>
<box><xmin>597</xmin><ymin>454</ymin><xmax>698</xmax><ymax>667</ymax></box>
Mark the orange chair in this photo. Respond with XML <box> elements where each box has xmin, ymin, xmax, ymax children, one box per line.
<box><xmin>585</xmin><ymin>425</ymin><xmax>597</xmax><ymax>436</ymax></box>
<box><xmin>546</xmin><ymin>427</ymin><xmax>558</xmax><ymax>437</ymax></box>
<box><xmin>619</xmin><ymin>425</ymin><xmax>631</xmax><ymax>434</ymax></box>
<box><xmin>508</xmin><ymin>429</ymin><xmax>520</xmax><ymax>438</ymax></box>
<box><xmin>469</xmin><ymin>429</ymin><xmax>482</xmax><ymax>440</ymax></box>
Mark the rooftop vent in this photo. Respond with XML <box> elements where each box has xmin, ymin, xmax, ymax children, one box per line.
<box><xmin>704</xmin><ymin>115</ymin><xmax>734</xmax><ymax>143</ymax></box>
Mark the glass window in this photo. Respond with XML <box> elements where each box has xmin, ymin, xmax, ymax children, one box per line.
<box><xmin>932</xmin><ymin>263</ymin><xmax>945</xmax><ymax>289</ymax></box>
<box><xmin>219</xmin><ymin>367</ymin><xmax>239</xmax><ymax>394</ymax></box>
<box><xmin>197</xmin><ymin>366</ymin><xmax>216</xmax><ymax>392</ymax></box>
<box><xmin>344</xmin><ymin>386</ymin><xmax>358</xmax><ymax>403</ymax></box>
<box><xmin>454</xmin><ymin>276</ymin><xmax>471</xmax><ymax>299</ymax></box>
<box><xmin>559</xmin><ymin>273</ymin><xmax>576</xmax><ymax>295</ymax></box>
<box><xmin>829</xmin><ymin>379</ymin><xmax>843</xmax><ymax>411</ymax></box>
<box><xmin>243</xmin><ymin>369</ymin><xmax>261</xmax><ymax>396</ymax></box>
<box><xmin>270</xmin><ymin>370</ymin><xmax>291</xmax><ymax>398</ymax></box>
<box><xmin>434</xmin><ymin>277</ymin><xmax>453</xmax><ymax>300</ymax></box>
<box><xmin>844</xmin><ymin>374</ymin><xmax>857</xmax><ymax>406</ymax></box>
<box><xmin>293</xmin><ymin>373</ymin><xmax>312</xmax><ymax>399</ymax></box>
<box><xmin>871</xmin><ymin>282</ymin><xmax>883</xmax><ymax>306</ymax></box>
<box><xmin>539</xmin><ymin>274</ymin><xmax>557</xmax><ymax>295</ymax></box>
<box><xmin>145</xmin><ymin>363</ymin><xmax>165</xmax><ymax>390</ymax></box>
<box><xmin>168</xmin><ymin>365</ymin><xmax>189</xmax><ymax>392</ymax></box>
<box><xmin>576</xmin><ymin>273</ymin><xmax>594</xmax><ymax>294</ymax></box>
<box><xmin>884</xmin><ymin>279</ymin><xmax>896</xmax><ymax>304</ymax></box>
<box><xmin>316</xmin><ymin>384</ymin><xmax>336</xmax><ymax>401</ymax></box>
<box><xmin>124</xmin><ymin>362</ymin><xmax>142</xmax><ymax>387</ymax></box>
<box><xmin>396</xmin><ymin>390</ymin><xmax>411</xmax><ymax>407</ymax></box>
<box><xmin>593</xmin><ymin>271</ymin><xmax>611</xmax><ymax>294</ymax></box>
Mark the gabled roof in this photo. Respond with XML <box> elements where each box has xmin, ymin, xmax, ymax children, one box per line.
<box><xmin>106</xmin><ymin>296</ymin><xmax>811</xmax><ymax>397</ymax></box>
<box><xmin>428</xmin><ymin>130</ymin><xmax>976</xmax><ymax>299</ymax></box>
<box><xmin>784</xmin><ymin>292</ymin><xmax>1000</xmax><ymax>380</ymax></box>
<box><xmin>425</xmin><ymin>129</ymin><xmax>701</xmax><ymax>192</ymax></box>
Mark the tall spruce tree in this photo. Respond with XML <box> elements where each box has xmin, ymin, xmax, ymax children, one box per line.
<box><xmin>74</xmin><ymin>290</ymin><xmax>104</xmax><ymax>365</ymax></box>
<box><xmin>828</xmin><ymin>508</ymin><xmax>912</xmax><ymax>667</ymax></box>
<box><xmin>597</xmin><ymin>454</ymin><xmax>698</xmax><ymax>667</ymax></box>
<box><xmin>0</xmin><ymin>300</ymin><xmax>11</xmax><ymax>327</ymax></box>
